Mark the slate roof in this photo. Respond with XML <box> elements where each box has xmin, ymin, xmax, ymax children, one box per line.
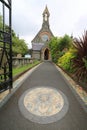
<box><xmin>32</xmin><ymin>43</ymin><xmax>44</xmax><ymax>51</ymax></box>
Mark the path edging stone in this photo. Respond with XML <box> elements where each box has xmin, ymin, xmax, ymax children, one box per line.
<box><xmin>0</xmin><ymin>63</ymin><xmax>42</xmax><ymax>108</ymax></box>
<box><xmin>55</xmin><ymin>63</ymin><xmax>87</xmax><ymax>113</ymax></box>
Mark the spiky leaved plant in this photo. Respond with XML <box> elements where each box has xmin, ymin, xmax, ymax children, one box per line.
<box><xmin>73</xmin><ymin>31</ymin><xmax>87</xmax><ymax>81</ymax></box>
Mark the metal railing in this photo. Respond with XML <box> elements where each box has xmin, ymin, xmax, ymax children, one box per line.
<box><xmin>0</xmin><ymin>0</ymin><xmax>12</xmax><ymax>93</ymax></box>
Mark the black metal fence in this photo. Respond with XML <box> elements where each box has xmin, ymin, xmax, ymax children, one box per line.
<box><xmin>0</xmin><ymin>0</ymin><xmax>12</xmax><ymax>93</ymax></box>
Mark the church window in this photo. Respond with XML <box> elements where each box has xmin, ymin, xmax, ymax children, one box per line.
<box><xmin>41</xmin><ymin>34</ymin><xmax>49</xmax><ymax>41</ymax></box>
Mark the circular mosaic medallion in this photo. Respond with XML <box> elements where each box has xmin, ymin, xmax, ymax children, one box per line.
<box><xmin>19</xmin><ymin>87</ymin><xmax>69</xmax><ymax>124</ymax></box>
<box><xmin>24</xmin><ymin>88</ymin><xmax>64</xmax><ymax>116</ymax></box>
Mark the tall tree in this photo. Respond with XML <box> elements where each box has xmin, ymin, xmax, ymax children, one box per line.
<box><xmin>49</xmin><ymin>37</ymin><xmax>59</xmax><ymax>62</ymax></box>
<box><xmin>49</xmin><ymin>35</ymin><xmax>73</xmax><ymax>63</ymax></box>
<box><xmin>12</xmin><ymin>36</ymin><xmax>28</xmax><ymax>56</ymax></box>
<box><xmin>0</xmin><ymin>14</ymin><xmax>28</xmax><ymax>56</ymax></box>
<box><xmin>0</xmin><ymin>15</ymin><xmax>3</xmax><ymax>29</ymax></box>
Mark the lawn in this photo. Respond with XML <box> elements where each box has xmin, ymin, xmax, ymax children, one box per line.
<box><xmin>13</xmin><ymin>60</ymin><xmax>40</xmax><ymax>76</ymax></box>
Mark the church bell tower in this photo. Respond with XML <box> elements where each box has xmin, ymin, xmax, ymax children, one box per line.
<box><xmin>31</xmin><ymin>6</ymin><xmax>54</xmax><ymax>60</ymax></box>
<box><xmin>42</xmin><ymin>5</ymin><xmax>50</xmax><ymax>29</ymax></box>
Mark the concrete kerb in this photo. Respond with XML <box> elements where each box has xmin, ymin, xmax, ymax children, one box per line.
<box><xmin>0</xmin><ymin>63</ymin><xmax>42</xmax><ymax>109</ymax></box>
<box><xmin>54</xmin><ymin>64</ymin><xmax>87</xmax><ymax>113</ymax></box>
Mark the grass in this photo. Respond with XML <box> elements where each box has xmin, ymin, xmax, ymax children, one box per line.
<box><xmin>13</xmin><ymin>60</ymin><xmax>40</xmax><ymax>76</ymax></box>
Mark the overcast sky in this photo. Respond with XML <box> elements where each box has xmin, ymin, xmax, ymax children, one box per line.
<box><xmin>1</xmin><ymin>0</ymin><xmax>87</xmax><ymax>48</ymax></box>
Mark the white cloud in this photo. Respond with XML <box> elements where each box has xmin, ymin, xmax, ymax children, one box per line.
<box><xmin>11</xmin><ymin>0</ymin><xmax>87</xmax><ymax>48</ymax></box>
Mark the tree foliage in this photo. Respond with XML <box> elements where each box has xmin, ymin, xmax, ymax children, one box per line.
<box><xmin>0</xmin><ymin>15</ymin><xmax>3</xmax><ymax>29</ymax></box>
<box><xmin>0</xmin><ymin>15</ymin><xmax>3</xmax><ymax>40</ymax></box>
<box><xmin>49</xmin><ymin>37</ymin><xmax>59</xmax><ymax>62</ymax></box>
<box><xmin>49</xmin><ymin>35</ymin><xmax>73</xmax><ymax>63</ymax></box>
<box><xmin>57</xmin><ymin>34</ymin><xmax>72</xmax><ymax>51</ymax></box>
<box><xmin>12</xmin><ymin>36</ymin><xmax>28</xmax><ymax>56</ymax></box>
<box><xmin>0</xmin><ymin>14</ymin><xmax>28</xmax><ymax>56</ymax></box>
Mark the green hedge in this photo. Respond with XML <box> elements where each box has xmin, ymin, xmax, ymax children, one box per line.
<box><xmin>58</xmin><ymin>51</ymin><xmax>76</xmax><ymax>72</ymax></box>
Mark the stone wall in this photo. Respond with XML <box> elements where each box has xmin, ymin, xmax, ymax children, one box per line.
<box><xmin>32</xmin><ymin>51</ymin><xmax>41</xmax><ymax>60</ymax></box>
<box><xmin>12</xmin><ymin>57</ymin><xmax>33</xmax><ymax>67</ymax></box>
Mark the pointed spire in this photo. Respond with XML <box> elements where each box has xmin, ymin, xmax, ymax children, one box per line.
<box><xmin>43</xmin><ymin>5</ymin><xmax>50</xmax><ymax>16</ymax></box>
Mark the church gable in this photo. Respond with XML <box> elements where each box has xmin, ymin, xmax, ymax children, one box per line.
<box><xmin>31</xmin><ymin>6</ymin><xmax>54</xmax><ymax>44</ymax></box>
<box><xmin>31</xmin><ymin>29</ymin><xmax>53</xmax><ymax>43</ymax></box>
<box><xmin>31</xmin><ymin>6</ymin><xmax>53</xmax><ymax>60</ymax></box>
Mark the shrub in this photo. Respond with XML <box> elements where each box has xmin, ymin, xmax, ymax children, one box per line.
<box><xmin>58</xmin><ymin>50</ymin><xmax>76</xmax><ymax>72</ymax></box>
<box><xmin>49</xmin><ymin>37</ymin><xmax>59</xmax><ymax>63</ymax></box>
<box><xmin>72</xmin><ymin>31</ymin><xmax>87</xmax><ymax>81</ymax></box>
<box><xmin>49</xmin><ymin>35</ymin><xmax>73</xmax><ymax>63</ymax></box>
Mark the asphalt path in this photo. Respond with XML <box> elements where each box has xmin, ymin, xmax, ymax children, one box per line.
<box><xmin>0</xmin><ymin>61</ymin><xmax>87</xmax><ymax>130</ymax></box>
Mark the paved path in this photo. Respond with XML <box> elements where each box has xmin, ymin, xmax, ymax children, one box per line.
<box><xmin>0</xmin><ymin>62</ymin><xmax>87</xmax><ymax>130</ymax></box>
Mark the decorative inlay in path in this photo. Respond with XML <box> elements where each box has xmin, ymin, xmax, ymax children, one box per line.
<box><xmin>24</xmin><ymin>87</ymin><xmax>64</xmax><ymax>116</ymax></box>
<box><xmin>19</xmin><ymin>87</ymin><xmax>69</xmax><ymax>124</ymax></box>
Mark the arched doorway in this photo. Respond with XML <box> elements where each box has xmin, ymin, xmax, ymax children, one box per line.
<box><xmin>44</xmin><ymin>48</ymin><xmax>49</xmax><ymax>60</ymax></box>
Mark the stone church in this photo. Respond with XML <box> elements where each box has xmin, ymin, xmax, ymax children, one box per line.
<box><xmin>31</xmin><ymin>6</ymin><xmax>54</xmax><ymax>60</ymax></box>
